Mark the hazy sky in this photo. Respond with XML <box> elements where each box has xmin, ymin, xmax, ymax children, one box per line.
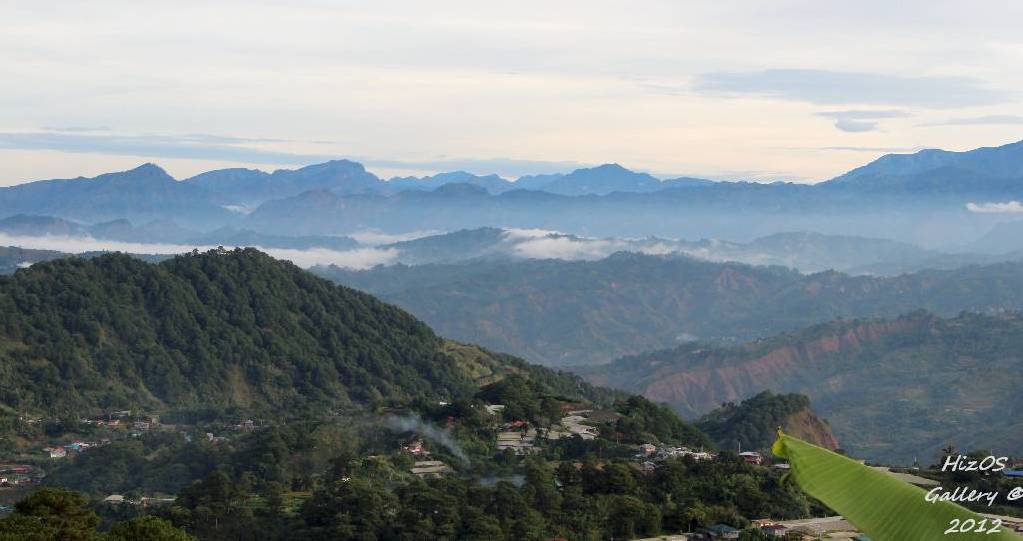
<box><xmin>3</xmin><ymin>0</ymin><xmax>1023</xmax><ymax>186</ymax></box>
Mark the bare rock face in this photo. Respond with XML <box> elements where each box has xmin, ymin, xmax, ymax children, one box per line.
<box><xmin>782</xmin><ymin>409</ymin><xmax>839</xmax><ymax>451</ymax></box>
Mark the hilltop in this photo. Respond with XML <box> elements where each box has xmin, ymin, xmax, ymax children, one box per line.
<box><xmin>695</xmin><ymin>392</ymin><xmax>839</xmax><ymax>452</ymax></box>
<box><xmin>0</xmin><ymin>248</ymin><xmax>611</xmax><ymax>420</ymax></box>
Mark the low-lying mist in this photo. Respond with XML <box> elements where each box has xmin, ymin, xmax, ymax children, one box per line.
<box><xmin>0</xmin><ymin>233</ymin><xmax>399</xmax><ymax>270</ymax></box>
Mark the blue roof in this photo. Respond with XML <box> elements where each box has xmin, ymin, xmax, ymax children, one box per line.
<box><xmin>1004</xmin><ymin>469</ymin><xmax>1023</xmax><ymax>477</ymax></box>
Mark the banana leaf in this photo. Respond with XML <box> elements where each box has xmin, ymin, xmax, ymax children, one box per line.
<box><xmin>772</xmin><ymin>430</ymin><xmax>1022</xmax><ymax>540</ymax></box>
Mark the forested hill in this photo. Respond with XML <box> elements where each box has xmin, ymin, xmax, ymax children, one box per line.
<box><xmin>695</xmin><ymin>392</ymin><xmax>839</xmax><ymax>453</ymax></box>
<box><xmin>0</xmin><ymin>248</ymin><xmax>611</xmax><ymax>418</ymax></box>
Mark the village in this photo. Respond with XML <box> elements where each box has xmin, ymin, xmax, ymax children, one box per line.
<box><xmin>6</xmin><ymin>401</ymin><xmax>1023</xmax><ymax>540</ymax></box>
<box><xmin>0</xmin><ymin>409</ymin><xmax>263</xmax><ymax>511</ymax></box>
<box><xmin>399</xmin><ymin>402</ymin><xmax>737</xmax><ymax>480</ymax></box>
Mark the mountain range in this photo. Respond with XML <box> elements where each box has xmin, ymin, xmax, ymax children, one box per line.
<box><xmin>4</xmin><ymin>140</ymin><xmax>1023</xmax><ymax>247</ymax></box>
<box><xmin>580</xmin><ymin>311</ymin><xmax>1023</xmax><ymax>463</ymax></box>
<box><xmin>319</xmin><ymin>253</ymin><xmax>1023</xmax><ymax>366</ymax></box>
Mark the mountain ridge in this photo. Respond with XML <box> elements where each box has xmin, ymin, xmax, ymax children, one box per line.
<box><xmin>583</xmin><ymin>311</ymin><xmax>1023</xmax><ymax>462</ymax></box>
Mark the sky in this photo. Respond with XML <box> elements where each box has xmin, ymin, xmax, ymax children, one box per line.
<box><xmin>2</xmin><ymin>0</ymin><xmax>1023</xmax><ymax>186</ymax></box>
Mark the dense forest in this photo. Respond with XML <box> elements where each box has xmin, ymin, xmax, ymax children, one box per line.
<box><xmin>0</xmin><ymin>248</ymin><xmax>609</xmax><ymax>421</ymax></box>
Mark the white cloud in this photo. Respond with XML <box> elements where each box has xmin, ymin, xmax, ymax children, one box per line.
<box><xmin>502</xmin><ymin>228</ymin><xmax>561</xmax><ymax>240</ymax></box>
<box><xmin>348</xmin><ymin>229</ymin><xmax>442</xmax><ymax>245</ymax></box>
<box><xmin>0</xmin><ymin>233</ymin><xmax>398</xmax><ymax>269</ymax></box>
<box><xmin>263</xmin><ymin>247</ymin><xmax>398</xmax><ymax>269</ymax></box>
<box><xmin>966</xmin><ymin>201</ymin><xmax>1023</xmax><ymax>214</ymax></box>
<box><xmin>510</xmin><ymin>235</ymin><xmax>680</xmax><ymax>260</ymax></box>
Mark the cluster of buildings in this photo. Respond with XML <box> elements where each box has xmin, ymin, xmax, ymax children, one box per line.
<box><xmin>497</xmin><ymin>426</ymin><xmax>539</xmax><ymax>454</ymax></box>
<box><xmin>634</xmin><ymin>443</ymin><xmax>717</xmax><ymax>471</ymax></box>
<box><xmin>42</xmin><ymin>439</ymin><xmax>109</xmax><ymax>459</ymax></box>
<box><xmin>102</xmin><ymin>494</ymin><xmax>176</xmax><ymax>507</ymax></box>
<box><xmin>0</xmin><ymin>464</ymin><xmax>42</xmax><ymax>488</ymax></box>
<box><xmin>492</xmin><ymin>407</ymin><xmax>602</xmax><ymax>455</ymax></box>
<box><xmin>399</xmin><ymin>439</ymin><xmax>456</xmax><ymax>478</ymax></box>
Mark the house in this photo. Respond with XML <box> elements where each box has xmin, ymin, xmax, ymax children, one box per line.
<box><xmin>43</xmin><ymin>447</ymin><xmax>66</xmax><ymax>458</ymax></box>
<box><xmin>234</xmin><ymin>419</ymin><xmax>256</xmax><ymax>431</ymax></box>
<box><xmin>103</xmin><ymin>494</ymin><xmax>126</xmax><ymax>504</ymax></box>
<box><xmin>762</xmin><ymin>524</ymin><xmax>788</xmax><ymax>537</ymax></box>
<box><xmin>402</xmin><ymin>439</ymin><xmax>428</xmax><ymax>456</ymax></box>
<box><xmin>639</xmin><ymin>443</ymin><xmax>657</xmax><ymax>456</ymax></box>
<box><xmin>497</xmin><ymin>429</ymin><xmax>539</xmax><ymax>454</ymax></box>
<box><xmin>410</xmin><ymin>460</ymin><xmax>453</xmax><ymax>478</ymax></box>
<box><xmin>484</xmin><ymin>404</ymin><xmax>505</xmax><ymax>415</ymax></box>
<box><xmin>706</xmin><ymin>523</ymin><xmax>740</xmax><ymax>539</ymax></box>
<box><xmin>739</xmin><ymin>451</ymin><xmax>763</xmax><ymax>465</ymax></box>
<box><xmin>64</xmin><ymin>440</ymin><xmax>92</xmax><ymax>452</ymax></box>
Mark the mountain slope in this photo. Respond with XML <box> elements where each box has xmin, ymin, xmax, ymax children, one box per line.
<box><xmin>583</xmin><ymin>312</ymin><xmax>1023</xmax><ymax>463</ymax></box>
<box><xmin>185</xmin><ymin>160</ymin><xmax>382</xmax><ymax>204</ymax></box>
<box><xmin>828</xmin><ymin>140</ymin><xmax>1023</xmax><ymax>185</ymax></box>
<box><xmin>318</xmin><ymin>253</ymin><xmax>1023</xmax><ymax>365</ymax></box>
<box><xmin>0</xmin><ymin>164</ymin><xmax>230</xmax><ymax>226</ymax></box>
<box><xmin>0</xmin><ymin>249</ymin><xmax>609</xmax><ymax>418</ymax></box>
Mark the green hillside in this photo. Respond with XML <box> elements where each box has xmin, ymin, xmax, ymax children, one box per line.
<box><xmin>0</xmin><ymin>248</ymin><xmax>608</xmax><ymax>420</ymax></box>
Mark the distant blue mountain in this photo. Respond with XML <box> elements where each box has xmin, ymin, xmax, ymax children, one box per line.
<box><xmin>387</xmin><ymin>171</ymin><xmax>515</xmax><ymax>194</ymax></box>
<box><xmin>186</xmin><ymin>159</ymin><xmax>382</xmax><ymax>203</ymax></box>
<box><xmin>0</xmin><ymin>163</ymin><xmax>230</xmax><ymax>226</ymax></box>
<box><xmin>514</xmin><ymin>163</ymin><xmax>714</xmax><ymax>195</ymax></box>
<box><xmin>825</xmin><ymin>140</ymin><xmax>1023</xmax><ymax>192</ymax></box>
<box><xmin>3</xmin><ymin>139</ymin><xmax>1023</xmax><ymax>248</ymax></box>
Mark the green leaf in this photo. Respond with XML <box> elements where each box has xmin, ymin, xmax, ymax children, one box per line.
<box><xmin>773</xmin><ymin>430</ymin><xmax>1022</xmax><ymax>540</ymax></box>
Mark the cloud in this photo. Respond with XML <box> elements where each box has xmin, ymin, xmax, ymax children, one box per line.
<box><xmin>0</xmin><ymin>132</ymin><xmax>328</xmax><ymax>166</ymax></box>
<box><xmin>40</xmin><ymin>126</ymin><xmax>111</xmax><ymax>133</ymax></box>
<box><xmin>510</xmin><ymin>234</ymin><xmax>678</xmax><ymax>260</ymax></box>
<box><xmin>812</xmin><ymin>146</ymin><xmax>922</xmax><ymax>153</ymax></box>
<box><xmin>832</xmin><ymin>118</ymin><xmax>878</xmax><ymax>132</ymax></box>
<box><xmin>0</xmin><ymin>131</ymin><xmax>582</xmax><ymax>179</ymax></box>
<box><xmin>364</xmin><ymin>157</ymin><xmax>586</xmax><ymax>178</ymax></box>
<box><xmin>502</xmin><ymin>228</ymin><xmax>562</xmax><ymax>240</ymax></box>
<box><xmin>966</xmin><ymin>201</ymin><xmax>1023</xmax><ymax>214</ymax></box>
<box><xmin>692</xmin><ymin>69</ymin><xmax>1009</xmax><ymax>108</ymax></box>
<box><xmin>348</xmin><ymin>229</ymin><xmax>442</xmax><ymax>245</ymax></box>
<box><xmin>814</xmin><ymin>109</ymin><xmax>911</xmax><ymax>132</ymax></box>
<box><xmin>0</xmin><ymin>233</ymin><xmax>398</xmax><ymax>269</ymax></box>
<box><xmin>921</xmin><ymin>114</ymin><xmax>1023</xmax><ymax>127</ymax></box>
